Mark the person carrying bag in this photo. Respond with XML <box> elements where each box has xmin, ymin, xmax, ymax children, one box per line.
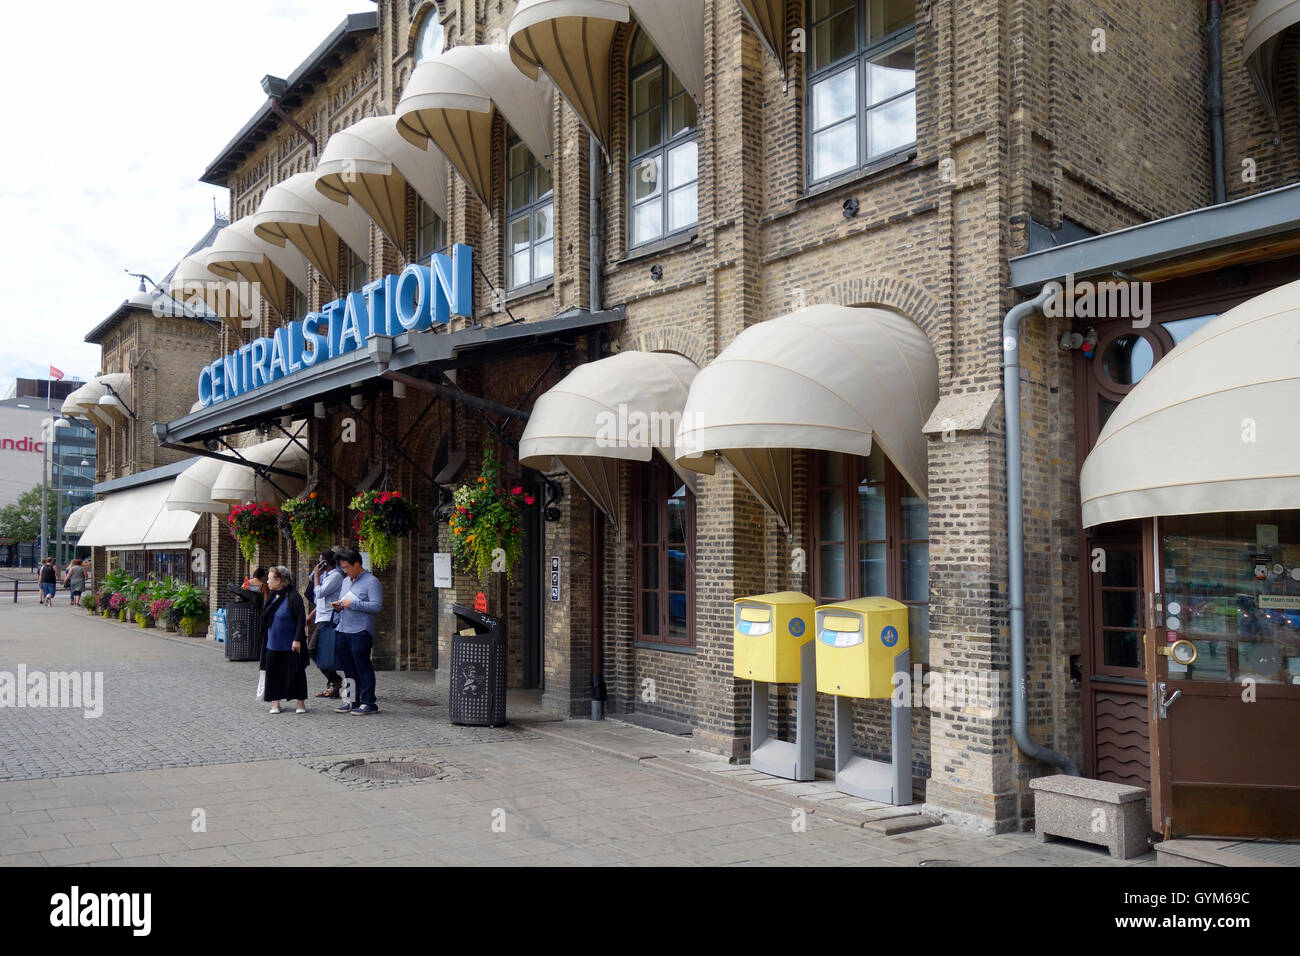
<box><xmin>306</xmin><ymin>549</ymin><xmax>344</xmax><ymax>698</ymax></box>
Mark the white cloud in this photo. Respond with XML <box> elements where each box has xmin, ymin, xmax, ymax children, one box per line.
<box><xmin>0</xmin><ymin>0</ymin><xmax>369</xmax><ymax>391</ymax></box>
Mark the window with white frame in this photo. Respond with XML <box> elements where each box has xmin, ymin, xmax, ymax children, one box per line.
<box><xmin>414</xmin><ymin>7</ymin><xmax>443</xmax><ymax>65</ymax></box>
<box><xmin>627</xmin><ymin>29</ymin><xmax>698</xmax><ymax>248</ymax></box>
<box><xmin>807</xmin><ymin>0</ymin><xmax>916</xmax><ymax>185</ymax></box>
<box><xmin>506</xmin><ymin>134</ymin><xmax>554</xmax><ymax>289</ymax></box>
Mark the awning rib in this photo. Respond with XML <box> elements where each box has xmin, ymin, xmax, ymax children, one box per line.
<box><xmin>1080</xmin><ymin>280</ymin><xmax>1300</xmax><ymax>527</ymax></box>
<box><xmin>249</xmin><ymin>172</ymin><xmax>371</xmax><ymax>295</ymax></box>
<box><xmin>1244</xmin><ymin>0</ymin><xmax>1300</xmax><ymax>128</ymax></box>
<box><xmin>735</xmin><ymin>0</ymin><xmax>786</xmax><ymax>73</ymax></box>
<box><xmin>203</xmin><ymin>219</ymin><xmax>309</xmax><ymax>320</ymax></box>
<box><xmin>508</xmin><ymin>0</ymin><xmax>705</xmax><ymax>152</ymax></box>
<box><xmin>315</xmin><ymin>115</ymin><xmax>450</xmax><ymax>255</ymax></box>
<box><xmin>396</xmin><ymin>44</ymin><xmax>555</xmax><ymax>209</ymax></box>
<box><xmin>519</xmin><ymin>350</ymin><xmax>701</xmax><ymax>525</ymax></box>
<box><xmin>675</xmin><ymin>305</ymin><xmax>939</xmax><ymax>529</ymax></box>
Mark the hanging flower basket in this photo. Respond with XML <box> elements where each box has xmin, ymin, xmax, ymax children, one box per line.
<box><xmin>348</xmin><ymin>490</ymin><xmax>416</xmax><ymax>572</ymax></box>
<box><xmin>449</xmin><ymin>444</ymin><xmax>533</xmax><ymax>583</ymax></box>
<box><xmin>228</xmin><ymin>502</ymin><xmax>282</xmax><ymax>565</ymax></box>
<box><xmin>279</xmin><ymin>492</ymin><xmax>335</xmax><ymax>561</ymax></box>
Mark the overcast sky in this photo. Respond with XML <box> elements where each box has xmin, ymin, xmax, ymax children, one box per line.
<box><xmin>0</xmin><ymin>0</ymin><xmax>372</xmax><ymax>394</ymax></box>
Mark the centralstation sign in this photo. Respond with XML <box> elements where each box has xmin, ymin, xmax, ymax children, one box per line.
<box><xmin>197</xmin><ymin>245</ymin><xmax>474</xmax><ymax>408</ymax></box>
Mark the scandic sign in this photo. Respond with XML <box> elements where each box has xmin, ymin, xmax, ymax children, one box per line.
<box><xmin>198</xmin><ymin>245</ymin><xmax>474</xmax><ymax>408</ymax></box>
<box><xmin>0</xmin><ymin>437</ymin><xmax>46</xmax><ymax>454</ymax></box>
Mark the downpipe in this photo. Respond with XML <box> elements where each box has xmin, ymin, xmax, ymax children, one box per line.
<box><xmin>1003</xmin><ymin>285</ymin><xmax>1081</xmax><ymax>776</ymax></box>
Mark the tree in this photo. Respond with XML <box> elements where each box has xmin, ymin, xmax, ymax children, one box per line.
<box><xmin>0</xmin><ymin>485</ymin><xmax>48</xmax><ymax>547</ymax></box>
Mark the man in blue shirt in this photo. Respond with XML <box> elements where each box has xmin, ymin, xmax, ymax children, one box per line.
<box><xmin>330</xmin><ymin>547</ymin><xmax>383</xmax><ymax>715</ymax></box>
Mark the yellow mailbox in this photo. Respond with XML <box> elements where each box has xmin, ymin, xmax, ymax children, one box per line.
<box><xmin>815</xmin><ymin>597</ymin><xmax>909</xmax><ymax>698</ymax></box>
<box><xmin>733</xmin><ymin>592</ymin><xmax>814</xmax><ymax>683</ymax></box>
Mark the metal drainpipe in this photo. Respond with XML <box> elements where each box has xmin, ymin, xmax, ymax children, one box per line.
<box><xmin>589</xmin><ymin>134</ymin><xmax>606</xmax><ymax>720</ymax></box>
<box><xmin>1207</xmin><ymin>1</ymin><xmax>1226</xmax><ymax>204</ymax></box>
<box><xmin>1003</xmin><ymin>285</ymin><xmax>1081</xmax><ymax>776</ymax></box>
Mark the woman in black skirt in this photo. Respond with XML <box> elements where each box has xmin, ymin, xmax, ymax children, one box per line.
<box><xmin>258</xmin><ymin>566</ymin><xmax>309</xmax><ymax>714</ymax></box>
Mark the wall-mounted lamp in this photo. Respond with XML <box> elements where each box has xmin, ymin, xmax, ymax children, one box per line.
<box><xmin>350</xmin><ymin>394</ymin><xmax>365</xmax><ymax>410</ymax></box>
<box><xmin>392</xmin><ymin>381</ymin><xmax>406</xmax><ymax>399</ymax></box>
<box><xmin>842</xmin><ymin>197</ymin><xmax>860</xmax><ymax>219</ymax></box>
<box><xmin>649</xmin><ymin>264</ymin><xmax>663</xmax><ymax>281</ymax></box>
<box><xmin>314</xmin><ymin>402</ymin><xmax>326</xmax><ymax>419</ymax></box>
<box><xmin>98</xmin><ymin>385</ymin><xmax>136</xmax><ymax>418</ymax></box>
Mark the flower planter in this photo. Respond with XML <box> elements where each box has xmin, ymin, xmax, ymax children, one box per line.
<box><xmin>164</xmin><ymin>619</ymin><xmax>177</xmax><ymax>633</ymax></box>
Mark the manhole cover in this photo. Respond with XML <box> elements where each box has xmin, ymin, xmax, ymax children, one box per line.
<box><xmin>917</xmin><ymin>859</ymin><xmax>960</xmax><ymax>867</ymax></box>
<box><xmin>339</xmin><ymin>760</ymin><xmax>441</xmax><ymax>781</ymax></box>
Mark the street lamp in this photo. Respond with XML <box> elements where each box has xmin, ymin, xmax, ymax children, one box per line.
<box><xmin>40</xmin><ymin>417</ymin><xmax>70</xmax><ymax>564</ymax></box>
<box><xmin>98</xmin><ymin>384</ymin><xmax>136</xmax><ymax>418</ymax></box>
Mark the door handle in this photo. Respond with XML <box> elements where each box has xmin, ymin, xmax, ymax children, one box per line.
<box><xmin>1158</xmin><ymin>682</ymin><xmax>1181</xmax><ymax>718</ymax></box>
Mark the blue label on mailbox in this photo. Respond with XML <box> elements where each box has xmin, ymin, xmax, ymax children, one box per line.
<box><xmin>789</xmin><ymin>617</ymin><xmax>805</xmax><ymax>637</ymax></box>
<box><xmin>881</xmin><ymin>625</ymin><xmax>899</xmax><ymax>647</ymax></box>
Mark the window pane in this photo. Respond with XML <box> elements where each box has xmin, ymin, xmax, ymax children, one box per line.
<box><xmin>814</xmin><ymin>119</ymin><xmax>858</xmax><ymax>180</ymax></box>
<box><xmin>667</xmin><ymin>548</ymin><xmax>686</xmax><ymax>592</ymax></box>
<box><xmin>869</xmin><ymin>0</ymin><xmax>914</xmax><ymax>42</ymax></box>
<box><xmin>632</xmin><ymin>65</ymin><xmax>663</xmax><ymax>116</ymax></box>
<box><xmin>857</xmin><ymin>482</ymin><xmax>886</xmax><ymax>540</ymax></box>
<box><xmin>668</xmin><ymin>140</ymin><xmax>697</xmax><ymax>189</ymax></box>
<box><xmin>859</xmin><ymin>541</ymin><xmax>888</xmax><ymax>596</ymax></box>
<box><xmin>632</xmin><ymin>107</ymin><xmax>663</xmax><ymax>155</ymax></box>
<box><xmin>867</xmin><ymin>44</ymin><xmax>916</xmax><ymax>105</ymax></box>
<box><xmin>632</xmin><ymin>156</ymin><xmax>661</xmax><ymax>201</ymax></box>
<box><xmin>641</xmin><ymin>547</ymin><xmax>659</xmax><ymax>588</ymax></box>
<box><xmin>534</xmin><ymin>240</ymin><xmax>554</xmax><ymax>281</ymax></box>
<box><xmin>1102</xmin><ymin>334</ymin><xmax>1155</xmax><ymax>386</ymax></box>
<box><xmin>630</xmin><ymin>30</ymin><xmax>656</xmax><ymax>68</ymax></box>
<box><xmin>509</xmin><ymin>214</ymin><xmax>530</xmax><ymax>254</ymax></box>
<box><xmin>820</xmin><ymin>488</ymin><xmax>845</xmax><ymax>541</ymax></box>
<box><xmin>901</xmin><ymin>486</ymin><xmax>927</xmax><ymax>540</ymax></box>
<box><xmin>670</xmin><ymin>92</ymin><xmax>697</xmax><ymax>137</ymax></box>
<box><xmin>668</xmin><ymin>594</ymin><xmax>687</xmax><ymax>641</ymax></box>
<box><xmin>535</xmin><ymin>163</ymin><xmax>553</xmax><ymax>197</ymax></box>
<box><xmin>820</xmin><ymin>544</ymin><xmax>846</xmax><ymax>600</ymax></box>
<box><xmin>1103</xmin><ymin>631</ymin><xmax>1141</xmax><ymax>670</ymax></box>
<box><xmin>1162</xmin><ymin>314</ymin><xmax>1214</xmax><ymax>345</ymax></box>
<box><xmin>509</xmin><ymin>173</ymin><xmax>530</xmax><ymax>212</ymax></box>
<box><xmin>508</xmin><ymin>142</ymin><xmax>529</xmax><ymax>179</ymax></box>
<box><xmin>813</xmin><ymin>0</ymin><xmax>855</xmax><ymax>19</ymax></box>
<box><xmin>863</xmin><ymin>445</ymin><xmax>886</xmax><ymax>482</ymax></box>
<box><xmin>668</xmin><ymin>183</ymin><xmax>697</xmax><ymax>232</ymax></box>
<box><xmin>813</xmin><ymin>66</ymin><xmax>857</xmax><ymax>129</ymax></box>
<box><xmin>901</xmin><ymin>541</ymin><xmax>928</xmax><ymax>603</ymax></box>
<box><xmin>511</xmin><ymin>251</ymin><xmax>531</xmax><ymax>288</ymax></box>
<box><xmin>641</xmin><ymin>499</ymin><xmax>659</xmax><ymax>540</ymax></box>
<box><xmin>632</xmin><ymin>197</ymin><xmax>663</xmax><ymax>245</ymax></box>
<box><xmin>907</xmin><ymin>604</ymin><xmax>929</xmax><ymax>664</ymax></box>
<box><xmin>820</xmin><ymin>450</ymin><xmax>845</xmax><ymax>485</ymax></box>
<box><xmin>1101</xmin><ymin>548</ymin><xmax>1140</xmax><ymax>587</ymax></box>
<box><xmin>534</xmin><ymin>203</ymin><xmax>554</xmax><ymax>241</ymax></box>
<box><xmin>812</xmin><ymin>8</ymin><xmax>857</xmax><ymax>71</ymax></box>
<box><xmin>1101</xmin><ymin>590</ymin><xmax>1141</xmax><ymax>630</ymax></box>
<box><xmin>642</xmin><ymin>591</ymin><xmax>660</xmax><ymax>635</ymax></box>
<box><xmin>667</xmin><ymin>494</ymin><xmax>686</xmax><ymax>545</ymax></box>
<box><xmin>1098</xmin><ymin>395</ymin><xmax>1119</xmax><ymax>431</ymax></box>
<box><xmin>866</xmin><ymin>91</ymin><xmax>916</xmax><ymax>158</ymax></box>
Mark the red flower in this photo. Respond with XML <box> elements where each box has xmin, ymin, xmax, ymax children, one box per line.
<box><xmin>524</xmin><ymin>495</ymin><xmax>535</xmax><ymax>505</ymax></box>
<box><xmin>511</xmin><ymin>486</ymin><xmax>522</xmax><ymax>495</ymax></box>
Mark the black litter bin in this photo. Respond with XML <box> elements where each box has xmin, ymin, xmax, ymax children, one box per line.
<box><xmin>224</xmin><ymin>585</ymin><xmax>262</xmax><ymax>662</ymax></box>
<box><xmin>448</xmin><ymin>603</ymin><xmax>507</xmax><ymax>726</ymax></box>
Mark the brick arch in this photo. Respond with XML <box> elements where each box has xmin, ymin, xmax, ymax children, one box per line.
<box><xmin>407</xmin><ymin>2</ymin><xmax>445</xmax><ymax>58</ymax></box>
<box><xmin>619</xmin><ymin>327</ymin><xmax>710</xmax><ymax>368</ymax></box>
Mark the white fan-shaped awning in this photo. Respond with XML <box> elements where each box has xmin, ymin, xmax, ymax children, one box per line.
<box><xmin>211</xmin><ymin>434</ymin><xmax>310</xmax><ymax>506</ymax></box>
<box><xmin>60</xmin><ymin>382</ymin><xmax>95</xmax><ymax>420</ymax></box>
<box><xmin>78</xmin><ymin>479</ymin><xmax>200</xmax><ymax>551</ymax></box>
<box><xmin>169</xmin><ymin>255</ymin><xmax>256</xmax><ymax>333</ymax></box>
<box><xmin>508</xmin><ymin>0</ymin><xmax>705</xmax><ymax>152</ymax></box>
<box><xmin>397</xmin><ymin>44</ymin><xmax>555</xmax><ymax>208</ymax></box>
<box><xmin>165</xmin><ymin>457</ymin><xmax>231</xmax><ymax>516</ymax></box>
<box><xmin>248</xmin><ymin>172</ymin><xmax>371</xmax><ymax>295</ymax></box>
<box><xmin>63</xmin><ymin>373</ymin><xmax>130</xmax><ymax>429</ymax></box>
<box><xmin>519</xmin><ymin>351</ymin><xmax>701</xmax><ymax>524</ymax></box>
<box><xmin>1081</xmin><ymin>279</ymin><xmax>1300</xmax><ymax>527</ymax></box>
<box><xmin>203</xmin><ymin>219</ymin><xmax>309</xmax><ymax>319</ymax></box>
<box><xmin>63</xmin><ymin>499</ymin><xmax>103</xmax><ymax>536</ymax></box>
<box><xmin>675</xmin><ymin>305</ymin><xmax>939</xmax><ymax>529</ymax></box>
<box><xmin>1244</xmin><ymin>0</ymin><xmax>1300</xmax><ymax>127</ymax></box>
<box><xmin>315</xmin><ymin>114</ymin><xmax>451</xmax><ymax>255</ymax></box>
<box><xmin>735</xmin><ymin>0</ymin><xmax>786</xmax><ymax>73</ymax></box>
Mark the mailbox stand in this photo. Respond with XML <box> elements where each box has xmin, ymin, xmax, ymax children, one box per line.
<box><xmin>750</xmin><ymin>640</ymin><xmax>816</xmax><ymax>781</ymax></box>
<box><xmin>832</xmin><ymin>646</ymin><xmax>912</xmax><ymax>805</ymax></box>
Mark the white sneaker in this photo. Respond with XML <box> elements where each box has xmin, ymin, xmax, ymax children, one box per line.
<box><xmin>295</xmin><ymin>707</ymin><xmax>307</xmax><ymax>714</ymax></box>
<box><xmin>269</xmin><ymin>705</ymin><xmax>282</xmax><ymax>715</ymax></box>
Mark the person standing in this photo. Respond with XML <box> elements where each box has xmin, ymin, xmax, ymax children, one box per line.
<box><xmin>38</xmin><ymin>558</ymin><xmax>57</xmax><ymax>606</ymax></box>
<box><xmin>63</xmin><ymin>559</ymin><xmax>86</xmax><ymax>606</ymax></box>
<box><xmin>257</xmin><ymin>566</ymin><xmax>309</xmax><ymax>715</ymax></box>
<box><xmin>307</xmin><ymin>549</ymin><xmax>344</xmax><ymax>698</ymax></box>
<box><xmin>331</xmin><ymin>548</ymin><xmax>383</xmax><ymax>715</ymax></box>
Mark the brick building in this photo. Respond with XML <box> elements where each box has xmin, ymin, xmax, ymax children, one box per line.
<box><xmin>131</xmin><ymin>0</ymin><xmax>1298</xmax><ymax>839</ymax></box>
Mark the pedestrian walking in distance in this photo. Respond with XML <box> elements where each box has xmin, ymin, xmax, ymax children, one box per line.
<box><xmin>38</xmin><ymin>558</ymin><xmax>57</xmax><ymax>606</ymax></box>
<box><xmin>257</xmin><ymin>567</ymin><xmax>309</xmax><ymax>715</ymax></box>
<box><xmin>63</xmin><ymin>559</ymin><xmax>86</xmax><ymax>606</ymax></box>
<box><xmin>331</xmin><ymin>548</ymin><xmax>383</xmax><ymax>715</ymax></box>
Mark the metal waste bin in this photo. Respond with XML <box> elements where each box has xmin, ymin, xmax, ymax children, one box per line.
<box><xmin>448</xmin><ymin>603</ymin><xmax>507</xmax><ymax>726</ymax></box>
<box><xmin>224</xmin><ymin>585</ymin><xmax>262</xmax><ymax>662</ymax></box>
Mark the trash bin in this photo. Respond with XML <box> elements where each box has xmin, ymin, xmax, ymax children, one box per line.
<box><xmin>448</xmin><ymin>603</ymin><xmax>507</xmax><ymax>727</ymax></box>
<box><xmin>224</xmin><ymin>585</ymin><xmax>262</xmax><ymax>662</ymax></box>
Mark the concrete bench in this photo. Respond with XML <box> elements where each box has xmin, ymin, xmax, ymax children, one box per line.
<box><xmin>1030</xmin><ymin>775</ymin><xmax>1149</xmax><ymax>860</ymax></box>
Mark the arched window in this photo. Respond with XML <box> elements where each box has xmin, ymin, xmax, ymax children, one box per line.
<box><xmin>414</xmin><ymin>7</ymin><xmax>443</xmax><ymax>65</ymax></box>
<box><xmin>506</xmin><ymin>132</ymin><xmax>554</xmax><ymax>289</ymax></box>
<box><xmin>628</xmin><ymin>29</ymin><xmax>699</xmax><ymax>248</ymax></box>
<box><xmin>417</xmin><ymin>199</ymin><xmax>445</xmax><ymax>260</ymax></box>
<box><xmin>806</xmin><ymin>0</ymin><xmax>916</xmax><ymax>184</ymax></box>
<box><xmin>347</xmin><ymin>249</ymin><xmax>368</xmax><ymax>293</ymax></box>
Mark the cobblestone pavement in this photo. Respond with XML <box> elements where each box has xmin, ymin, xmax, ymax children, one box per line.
<box><xmin>0</xmin><ymin>601</ymin><xmax>1153</xmax><ymax>866</ymax></box>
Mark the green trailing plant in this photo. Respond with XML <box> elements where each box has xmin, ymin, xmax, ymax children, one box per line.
<box><xmin>348</xmin><ymin>489</ymin><xmax>416</xmax><ymax>572</ymax></box>
<box><xmin>279</xmin><ymin>492</ymin><xmax>335</xmax><ymax>561</ymax></box>
<box><xmin>449</xmin><ymin>444</ymin><xmax>531</xmax><ymax>583</ymax></box>
<box><xmin>227</xmin><ymin>502</ymin><xmax>281</xmax><ymax>565</ymax></box>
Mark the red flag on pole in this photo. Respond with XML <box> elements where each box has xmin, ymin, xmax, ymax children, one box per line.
<box><xmin>49</xmin><ymin>365</ymin><xmax>64</xmax><ymax>380</ymax></box>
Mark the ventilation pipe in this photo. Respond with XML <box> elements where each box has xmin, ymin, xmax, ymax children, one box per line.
<box><xmin>1207</xmin><ymin>1</ymin><xmax>1226</xmax><ymax>204</ymax></box>
<box><xmin>1003</xmin><ymin>286</ymin><xmax>1081</xmax><ymax>776</ymax></box>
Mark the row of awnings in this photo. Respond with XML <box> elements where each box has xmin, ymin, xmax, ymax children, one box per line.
<box><xmin>167</xmin><ymin>1</ymin><xmax>795</xmax><ymax>329</ymax></box>
<box><xmin>65</xmin><ymin>429</ymin><xmax>309</xmax><ymax>551</ymax></box>
<box><xmin>520</xmin><ymin>304</ymin><xmax>941</xmax><ymax>529</ymax></box>
<box><xmin>60</xmin><ymin>373</ymin><xmax>131</xmax><ymax>429</ymax></box>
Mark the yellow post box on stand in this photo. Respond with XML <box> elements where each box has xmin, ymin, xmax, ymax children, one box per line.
<box><xmin>815</xmin><ymin>597</ymin><xmax>913</xmax><ymax>805</ymax></box>
<box><xmin>734</xmin><ymin>592</ymin><xmax>816</xmax><ymax>781</ymax></box>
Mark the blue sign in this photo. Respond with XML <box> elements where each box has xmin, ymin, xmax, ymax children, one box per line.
<box><xmin>881</xmin><ymin>625</ymin><xmax>899</xmax><ymax>648</ymax></box>
<box><xmin>789</xmin><ymin>617</ymin><xmax>805</xmax><ymax>637</ymax></box>
<box><xmin>197</xmin><ymin>245</ymin><xmax>474</xmax><ymax>408</ymax></box>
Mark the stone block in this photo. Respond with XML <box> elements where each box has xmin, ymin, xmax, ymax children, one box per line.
<box><xmin>1030</xmin><ymin>775</ymin><xmax>1149</xmax><ymax>860</ymax></box>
